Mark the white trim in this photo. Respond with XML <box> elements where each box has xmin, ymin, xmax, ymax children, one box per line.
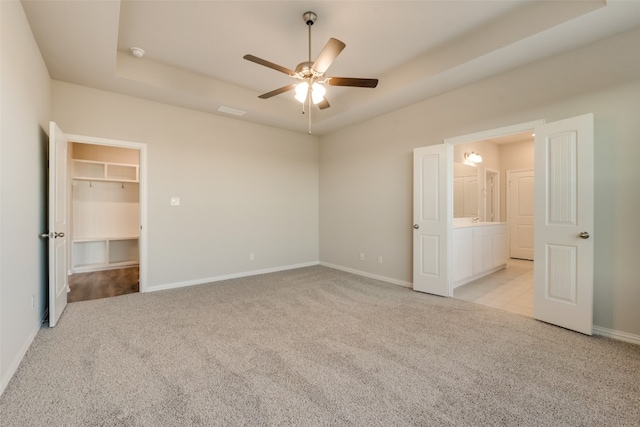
<box><xmin>483</xmin><ymin>167</ymin><xmax>500</xmax><ymax>222</ymax></box>
<box><xmin>593</xmin><ymin>326</ymin><xmax>640</xmax><ymax>345</ymax></box>
<box><xmin>65</xmin><ymin>133</ymin><xmax>148</xmax><ymax>293</ymax></box>
<box><xmin>453</xmin><ymin>265</ymin><xmax>507</xmax><ymax>289</ymax></box>
<box><xmin>444</xmin><ymin>120</ymin><xmax>544</xmax><ymax>146</ymax></box>
<box><xmin>320</xmin><ymin>262</ymin><xmax>412</xmax><ymax>288</ymax></box>
<box><xmin>148</xmin><ymin>262</ymin><xmax>320</xmax><ymax>292</ymax></box>
<box><xmin>0</xmin><ymin>321</ymin><xmax>40</xmax><ymax>396</ymax></box>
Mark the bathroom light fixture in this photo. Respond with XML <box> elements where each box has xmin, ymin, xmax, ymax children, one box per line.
<box><xmin>464</xmin><ymin>152</ymin><xmax>483</xmax><ymax>163</ymax></box>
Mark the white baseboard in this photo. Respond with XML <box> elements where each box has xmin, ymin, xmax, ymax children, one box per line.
<box><xmin>146</xmin><ymin>261</ymin><xmax>320</xmax><ymax>293</ymax></box>
<box><xmin>593</xmin><ymin>325</ymin><xmax>640</xmax><ymax>345</ymax></box>
<box><xmin>320</xmin><ymin>262</ymin><xmax>412</xmax><ymax>288</ymax></box>
<box><xmin>0</xmin><ymin>320</ymin><xmax>41</xmax><ymax>396</ymax></box>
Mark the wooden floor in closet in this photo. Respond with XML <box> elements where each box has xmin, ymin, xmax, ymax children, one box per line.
<box><xmin>68</xmin><ymin>266</ymin><xmax>139</xmax><ymax>303</ymax></box>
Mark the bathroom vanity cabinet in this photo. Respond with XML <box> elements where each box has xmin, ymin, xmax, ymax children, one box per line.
<box><xmin>452</xmin><ymin>222</ymin><xmax>508</xmax><ymax>287</ymax></box>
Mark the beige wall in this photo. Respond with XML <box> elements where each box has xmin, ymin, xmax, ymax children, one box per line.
<box><xmin>52</xmin><ymin>81</ymin><xmax>320</xmax><ymax>289</ymax></box>
<box><xmin>0</xmin><ymin>1</ymin><xmax>51</xmax><ymax>392</ymax></box>
<box><xmin>319</xmin><ymin>28</ymin><xmax>640</xmax><ymax>336</ymax></box>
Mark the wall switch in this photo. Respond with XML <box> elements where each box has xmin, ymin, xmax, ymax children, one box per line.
<box><xmin>378</xmin><ymin>256</ymin><xmax>383</xmax><ymax>264</ymax></box>
<box><xmin>249</xmin><ymin>252</ymin><xmax>255</xmax><ymax>261</ymax></box>
<box><xmin>31</xmin><ymin>295</ymin><xmax>35</xmax><ymax>310</ymax></box>
<box><xmin>170</xmin><ymin>197</ymin><xmax>180</xmax><ymax>206</ymax></box>
<box><xmin>359</xmin><ymin>252</ymin><xmax>365</xmax><ymax>261</ymax></box>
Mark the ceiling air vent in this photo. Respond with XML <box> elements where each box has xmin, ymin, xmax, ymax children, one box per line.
<box><xmin>217</xmin><ymin>106</ymin><xmax>246</xmax><ymax>116</ymax></box>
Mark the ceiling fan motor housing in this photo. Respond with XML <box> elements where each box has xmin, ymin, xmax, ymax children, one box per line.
<box><xmin>295</xmin><ymin>61</ymin><xmax>323</xmax><ymax>80</ymax></box>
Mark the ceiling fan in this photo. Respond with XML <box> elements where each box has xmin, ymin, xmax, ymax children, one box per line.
<box><xmin>243</xmin><ymin>11</ymin><xmax>378</xmax><ymax>112</ymax></box>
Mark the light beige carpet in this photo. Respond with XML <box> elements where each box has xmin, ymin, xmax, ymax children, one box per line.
<box><xmin>1</xmin><ymin>266</ymin><xmax>639</xmax><ymax>426</ymax></box>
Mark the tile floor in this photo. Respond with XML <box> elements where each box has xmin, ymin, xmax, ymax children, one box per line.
<box><xmin>453</xmin><ymin>258</ymin><xmax>534</xmax><ymax>317</ymax></box>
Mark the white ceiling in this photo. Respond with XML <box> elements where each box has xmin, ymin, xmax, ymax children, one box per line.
<box><xmin>21</xmin><ymin>0</ymin><xmax>640</xmax><ymax>135</ymax></box>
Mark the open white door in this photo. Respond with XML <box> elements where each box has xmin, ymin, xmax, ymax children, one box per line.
<box><xmin>48</xmin><ymin>121</ymin><xmax>69</xmax><ymax>327</ymax></box>
<box><xmin>413</xmin><ymin>144</ymin><xmax>452</xmax><ymax>296</ymax></box>
<box><xmin>533</xmin><ymin>114</ymin><xmax>594</xmax><ymax>335</ymax></box>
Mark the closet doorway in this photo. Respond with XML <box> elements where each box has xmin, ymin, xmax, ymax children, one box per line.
<box><xmin>67</xmin><ymin>140</ymin><xmax>143</xmax><ymax>302</ymax></box>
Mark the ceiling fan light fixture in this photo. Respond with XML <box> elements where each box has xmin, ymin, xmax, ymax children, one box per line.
<box><xmin>311</xmin><ymin>82</ymin><xmax>326</xmax><ymax>104</ymax></box>
<box><xmin>295</xmin><ymin>82</ymin><xmax>309</xmax><ymax>103</ymax></box>
<box><xmin>294</xmin><ymin>81</ymin><xmax>326</xmax><ymax>104</ymax></box>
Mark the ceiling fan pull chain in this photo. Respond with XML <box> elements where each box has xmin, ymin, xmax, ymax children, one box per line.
<box><xmin>308</xmin><ymin>95</ymin><xmax>312</xmax><ymax>134</ymax></box>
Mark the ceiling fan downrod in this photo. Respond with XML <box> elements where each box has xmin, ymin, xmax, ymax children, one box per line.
<box><xmin>303</xmin><ymin>11</ymin><xmax>317</xmax><ymax>62</ymax></box>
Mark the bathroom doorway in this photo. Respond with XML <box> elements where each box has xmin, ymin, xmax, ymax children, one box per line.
<box><xmin>451</xmin><ymin>130</ymin><xmax>535</xmax><ymax>316</ymax></box>
<box><xmin>415</xmin><ymin>114</ymin><xmax>594</xmax><ymax>333</ymax></box>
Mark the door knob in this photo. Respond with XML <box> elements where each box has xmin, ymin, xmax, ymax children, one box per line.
<box><xmin>54</xmin><ymin>232</ymin><xmax>65</xmax><ymax>238</ymax></box>
<box><xmin>39</xmin><ymin>233</ymin><xmax>50</xmax><ymax>239</ymax></box>
<box><xmin>579</xmin><ymin>231</ymin><xmax>590</xmax><ymax>239</ymax></box>
<box><xmin>413</xmin><ymin>224</ymin><xmax>419</xmax><ymax>229</ymax></box>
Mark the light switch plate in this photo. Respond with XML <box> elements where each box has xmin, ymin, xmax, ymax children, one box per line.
<box><xmin>170</xmin><ymin>197</ymin><xmax>180</xmax><ymax>206</ymax></box>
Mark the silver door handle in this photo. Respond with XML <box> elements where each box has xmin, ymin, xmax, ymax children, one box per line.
<box><xmin>579</xmin><ymin>231</ymin><xmax>590</xmax><ymax>239</ymax></box>
<box><xmin>54</xmin><ymin>232</ymin><xmax>65</xmax><ymax>238</ymax></box>
<box><xmin>39</xmin><ymin>233</ymin><xmax>50</xmax><ymax>239</ymax></box>
<box><xmin>413</xmin><ymin>224</ymin><xmax>419</xmax><ymax>229</ymax></box>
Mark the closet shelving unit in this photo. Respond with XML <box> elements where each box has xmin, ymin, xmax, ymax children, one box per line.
<box><xmin>71</xmin><ymin>159</ymin><xmax>140</xmax><ymax>273</ymax></box>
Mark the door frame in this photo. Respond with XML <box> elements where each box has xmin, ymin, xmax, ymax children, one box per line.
<box><xmin>66</xmin><ymin>133</ymin><xmax>148</xmax><ymax>292</ymax></box>
<box><xmin>483</xmin><ymin>168</ymin><xmax>500</xmax><ymax>222</ymax></box>
<box><xmin>444</xmin><ymin>120</ymin><xmax>543</xmax><ymax>296</ymax></box>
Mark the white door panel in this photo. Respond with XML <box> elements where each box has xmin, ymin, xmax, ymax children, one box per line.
<box><xmin>48</xmin><ymin>122</ymin><xmax>69</xmax><ymax>327</ymax></box>
<box><xmin>413</xmin><ymin>145</ymin><xmax>452</xmax><ymax>296</ymax></box>
<box><xmin>534</xmin><ymin>114</ymin><xmax>594</xmax><ymax>335</ymax></box>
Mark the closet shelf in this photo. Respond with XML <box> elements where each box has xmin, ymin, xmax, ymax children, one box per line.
<box><xmin>73</xmin><ymin>236</ymin><xmax>139</xmax><ymax>242</ymax></box>
<box><xmin>73</xmin><ymin>177</ymin><xmax>139</xmax><ymax>183</ymax></box>
<box><xmin>72</xmin><ymin>159</ymin><xmax>139</xmax><ymax>183</ymax></box>
<box><xmin>72</xmin><ymin>237</ymin><xmax>139</xmax><ymax>273</ymax></box>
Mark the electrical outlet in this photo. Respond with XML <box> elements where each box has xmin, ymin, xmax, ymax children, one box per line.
<box><xmin>31</xmin><ymin>295</ymin><xmax>35</xmax><ymax>310</ymax></box>
<box><xmin>170</xmin><ymin>197</ymin><xmax>180</xmax><ymax>206</ymax></box>
<box><xmin>359</xmin><ymin>252</ymin><xmax>365</xmax><ymax>261</ymax></box>
<box><xmin>378</xmin><ymin>256</ymin><xmax>383</xmax><ymax>264</ymax></box>
<box><xmin>249</xmin><ymin>252</ymin><xmax>255</xmax><ymax>261</ymax></box>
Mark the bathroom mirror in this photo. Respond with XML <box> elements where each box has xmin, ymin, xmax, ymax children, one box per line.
<box><xmin>453</xmin><ymin>162</ymin><xmax>479</xmax><ymax>218</ymax></box>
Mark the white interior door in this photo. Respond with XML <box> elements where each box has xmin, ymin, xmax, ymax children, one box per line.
<box><xmin>413</xmin><ymin>144</ymin><xmax>452</xmax><ymax>296</ymax></box>
<box><xmin>508</xmin><ymin>170</ymin><xmax>534</xmax><ymax>260</ymax></box>
<box><xmin>533</xmin><ymin>114</ymin><xmax>594</xmax><ymax>335</ymax></box>
<box><xmin>48</xmin><ymin>121</ymin><xmax>69</xmax><ymax>327</ymax></box>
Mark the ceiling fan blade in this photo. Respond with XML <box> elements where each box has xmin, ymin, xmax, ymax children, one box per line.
<box><xmin>243</xmin><ymin>54</ymin><xmax>295</xmax><ymax>76</ymax></box>
<box><xmin>317</xmin><ymin>98</ymin><xmax>330</xmax><ymax>110</ymax></box>
<box><xmin>328</xmin><ymin>77</ymin><xmax>379</xmax><ymax>88</ymax></box>
<box><xmin>258</xmin><ymin>84</ymin><xmax>297</xmax><ymax>99</ymax></box>
<box><xmin>312</xmin><ymin>38</ymin><xmax>346</xmax><ymax>75</ymax></box>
